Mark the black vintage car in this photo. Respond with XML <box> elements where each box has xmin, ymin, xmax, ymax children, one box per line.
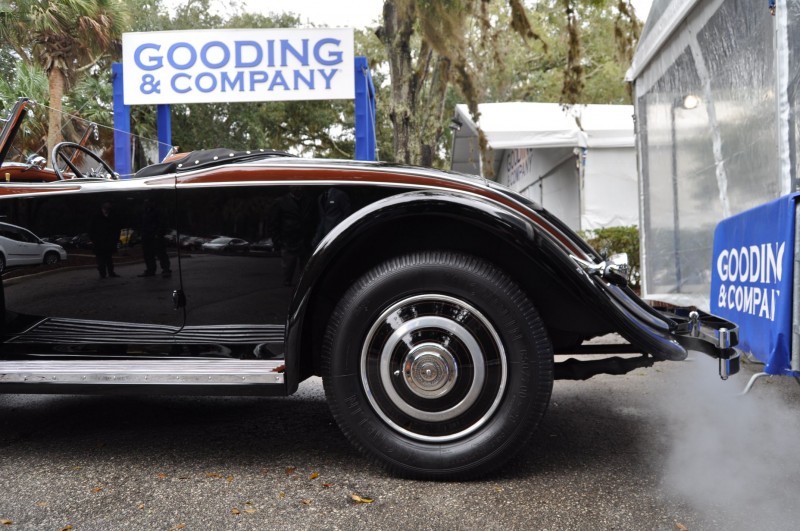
<box><xmin>0</xmin><ymin>98</ymin><xmax>738</xmax><ymax>479</ymax></box>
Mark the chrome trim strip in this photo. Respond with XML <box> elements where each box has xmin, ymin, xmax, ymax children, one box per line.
<box><xmin>7</xmin><ymin>318</ymin><xmax>285</xmax><ymax>344</ymax></box>
<box><xmin>0</xmin><ymin>359</ymin><xmax>285</xmax><ymax>385</ymax></box>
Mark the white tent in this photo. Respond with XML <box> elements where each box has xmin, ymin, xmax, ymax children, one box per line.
<box><xmin>628</xmin><ymin>0</ymin><xmax>790</xmax><ymax>310</ymax></box>
<box><xmin>450</xmin><ymin>102</ymin><xmax>637</xmax><ymax>231</ymax></box>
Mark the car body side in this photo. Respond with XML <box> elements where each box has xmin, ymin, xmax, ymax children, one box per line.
<box><xmin>0</xmin><ymin>161</ymin><xmax>730</xmax><ymax>389</ymax></box>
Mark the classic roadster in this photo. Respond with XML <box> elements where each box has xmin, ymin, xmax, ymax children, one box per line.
<box><xmin>0</xmin><ymin>97</ymin><xmax>738</xmax><ymax>479</ymax></box>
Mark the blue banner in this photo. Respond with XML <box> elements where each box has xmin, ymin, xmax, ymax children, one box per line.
<box><xmin>711</xmin><ymin>193</ymin><xmax>797</xmax><ymax>375</ymax></box>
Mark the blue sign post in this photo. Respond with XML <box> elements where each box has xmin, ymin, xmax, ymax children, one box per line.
<box><xmin>111</xmin><ymin>63</ymin><xmax>132</xmax><ymax>176</ymax></box>
<box><xmin>354</xmin><ymin>56</ymin><xmax>377</xmax><ymax>161</ymax></box>
<box><xmin>112</xmin><ymin>63</ymin><xmax>173</xmax><ymax>176</ymax></box>
<box><xmin>156</xmin><ymin>104</ymin><xmax>172</xmax><ymax>162</ymax></box>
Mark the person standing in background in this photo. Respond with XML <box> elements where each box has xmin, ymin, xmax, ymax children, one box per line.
<box><xmin>89</xmin><ymin>202</ymin><xmax>121</xmax><ymax>279</ymax></box>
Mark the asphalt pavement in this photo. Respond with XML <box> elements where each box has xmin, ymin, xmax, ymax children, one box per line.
<box><xmin>1</xmin><ymin>351</ymin><xmax>799</xmax><ymax>530</ymax></box>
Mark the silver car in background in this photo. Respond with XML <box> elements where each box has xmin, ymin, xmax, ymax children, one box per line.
<box><xmin>0</xmin><ymin>222</ymin><xmax>67</xmax><ymax>272</ymax></box>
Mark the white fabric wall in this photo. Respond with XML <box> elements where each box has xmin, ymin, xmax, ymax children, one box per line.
<box><xmin>498</xmin><ymin>147</ymin><xmax>581</xmax><ymax>230</ymax></box>
<box><xmin>581</xmin><ymin>148</ymin><xmax>639</xmax><ymax>230</ymax></box>
<box><xmin>498</xmin><ymin>146</ymin><xmax>637</xmax><ymax>232</ymax></box>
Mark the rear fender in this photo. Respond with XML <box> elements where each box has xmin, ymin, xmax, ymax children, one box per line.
<box><xmin>282</xmin><ymin>190</ymin><xmax>618</xmax><ymax>392</ymax></box>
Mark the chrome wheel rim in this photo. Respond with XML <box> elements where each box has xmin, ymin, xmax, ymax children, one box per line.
<box><xmin>361</xmin><ymin>294</ymin><xmax>507</xmax><ymax>442</ymax></box>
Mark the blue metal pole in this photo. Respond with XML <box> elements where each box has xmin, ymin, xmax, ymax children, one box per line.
<box><xmin>156</xmin><ymin>104</ymin><xmax>172</xmax><ymax>161</ymax></box>
<box><xmin>111</xmin><ymin>62</ymin><xmax>132</xmax><ymax>176</ymax></box>
<box><xmin>366</xmin><ymin>61</ymin><xmax>377</xmax><ymax>160</ymax></box>
<box><xmin>354</xmin><ymin>56</ymin><xmax>377</xmax><ymax>161</ymax></box>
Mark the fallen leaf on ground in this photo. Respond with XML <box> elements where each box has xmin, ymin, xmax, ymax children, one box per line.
<box><xmin>168</xmin><ymin>524</ymin><xmax>186</xmax><ymax>531</ymax></box>
<box><xmin>59</xmin><ymin>526</ymin><xmax>73</xmax><ymax>531</ymax></box>
<box><xmin>322</xmin><ymin>483</ymin><xmax>333</xmax><ymax>488</ymax></box>
<box><xmin>35</xmin><ymin>502</ymin><xmax>47</xmax><ymax>508</ymax></box>
<box><xmin>285</xmin><ymin>466</ymin><xmax>296</xmax><ymax>475</ymax></box>
<box><xmin>205</xmin><ymin>472</ymin><xmax>222</xmax><ymax>479</ymax></box>
<box><xmin>137</xmin><ymin>503</ymin><xmax>145</xmax><ymax>510</ymax></box>
<box><xmin>675</xmin><ymin>524</ymin><xmax>689</xmax><ymax>531</ymax></box>
<box><xmin>300</xmin><ymin>499</ymin><xmax>312</xmax><ymax>505</ymax></box>
<box><xmin>226</xmin><ymin>475</ymin><xmax>234</xmax><ymax>483</ymax></box>
<box><xmin>244</xmin><ymin>508</ymin><xmax>257</xmax><ymax>514</ymax></box>
<box><xmin>1</xmin><ymin>519</ymin><xmax>12</xmax><ymax>526</ymax></box>
<box><xmin>279</xmin><ymin>491</ymin><xmax>285</xmax><ymax>499</ymax></box>
<box><xmin>156</xmin><ymin>473</ymin><xmax>167</xmax><ymax>479</ymax></box>
<box><xmin>309</xmin><ymin>472</ymin><xmax>319</xmax><ymax>480</ymax></box>
<box><xmin>91</xmin><ymin>487</ymin><xmax>103</xmax><ymax>493</ymax></box>
<box><xmin>231</xmin><ymin>508</ymin><xmax>240</xmax><ymax>515</ymax></box>
<box><xmin>350</xmin><ymin>494</ymin><xmax>374</xmax><ymax>504</ymax></box>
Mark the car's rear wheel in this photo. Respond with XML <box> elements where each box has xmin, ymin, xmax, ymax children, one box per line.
<box><xmin>43</xmin><ymin>251</ymin><xmax>59</xmax><ymax>266</ymax></box>
<box><xmin>322</xmin><ymin>251</ymin><xmax>554</xmax><ymax>479</ymax></box>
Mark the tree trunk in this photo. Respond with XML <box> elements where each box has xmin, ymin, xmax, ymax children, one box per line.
<box><xmin>381</xmin><ymin>0</ymin><xmax>456</xmax><ymax>167</ymax></box>
<box><xmin>381</xmin><ymin>0</ymin><xmax>417</xmax><ymax>165</ymax></box>
<box><xmin>46</xmin><ymin>67</ymin><xmax>66</xmax><ymax>167</ymax></box>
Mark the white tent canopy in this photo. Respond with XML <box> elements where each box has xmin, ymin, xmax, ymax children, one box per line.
<box><xmin>452</xmin><ymin>103</ymin><xmax>634</xmax><ymax>174</ymax></box>
<box><xmin>451</xmin><ymin>102</ymin><xmax>637</xmax><ymax>231</ymax></box>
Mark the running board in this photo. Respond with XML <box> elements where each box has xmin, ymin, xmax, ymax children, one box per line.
<box><xmin>0</xmin><ymin>359</ymin><xmax>285</xmax><ymax>387</ymax></box>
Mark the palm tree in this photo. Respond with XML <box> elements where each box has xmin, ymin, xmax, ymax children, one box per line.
<box><xmin>1</xmin><ymin>0</ymin><xmax>129</xmax><ymax>162</ymax></box>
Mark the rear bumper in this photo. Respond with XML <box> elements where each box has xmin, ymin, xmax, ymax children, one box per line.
<box><xmin>659</xmin><ymin>307</ymin><xmax>740</xmax><ymax>379</ymax></box>
<box><xmin>596</xmin><ymin>282</ymin><xmax>740</xmax><ymax>378</ymax></box>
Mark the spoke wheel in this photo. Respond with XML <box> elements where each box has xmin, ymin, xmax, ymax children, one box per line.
<box><xmin>44</xmin><ymin>252</ymin><xmax>59</xmax><ymax>265</ymax></box>
<box><xmin>322</xmin><ymin>252</ymin><xmax>553</xmax><ymax>479</ymax></box>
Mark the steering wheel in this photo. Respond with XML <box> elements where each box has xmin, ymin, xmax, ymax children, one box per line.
<box><xmin>51</xmin><ymin>142</ymin><xmax>118</xmax><ymax>180</ymax></box>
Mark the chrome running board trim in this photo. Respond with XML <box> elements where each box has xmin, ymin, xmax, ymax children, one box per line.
<box><xmin>7</xmin><ymin>318</ymin><xmax>285</xmax><ymax>344</ymax></box>
<box><xmin>0</xmin><ymin>359</ymin><xmax>285</xmax><ymax>386</ymax></box>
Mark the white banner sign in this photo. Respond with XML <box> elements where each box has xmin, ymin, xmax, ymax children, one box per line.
<box><xmin>122</xmin><ymin>28</ymin><xmax>355</xmax><ymax>105</ymax></box>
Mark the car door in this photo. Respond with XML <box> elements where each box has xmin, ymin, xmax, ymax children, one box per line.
<box><xmin>174</xmin><ymin>183</ymin><xmax>316</xmax><ymax>359</ymax></box>
<box><xmin>0</xmin><ymin>182</ymin><xmax>183</xmax><ymax>358</ymax></box>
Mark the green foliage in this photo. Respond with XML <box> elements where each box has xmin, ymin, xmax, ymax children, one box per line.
<box><xmin>374</xmin><ymin>0</ymin><xmax>641</xmax><ymax>171</ymax></box>
<box><xmin>0</xmin><ymin>61</ymin><xmax>48</xmax><ymax>108</ymax></box>
<box><xmin>0</xmin><ymin>62</ymin><xmax>50</xmax><ymax>158</ymax></box>
<box><xmin>472</xmin><ymin>1</ymin><xmax>634</xmax><ymax>105</ymax></box>
<box><xmin>580</xmin><ymin>225</ymin><xmax>641</xmax><ymax>286</ymax></box>
<box><xmin>2</xmin><ymin>0</ymin><xmax>129</xmax><ymax>77</ymax></box>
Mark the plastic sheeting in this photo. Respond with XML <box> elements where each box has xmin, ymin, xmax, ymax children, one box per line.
<box><xmin>630</xmin><ymin>0</ymin><xmax>793</xmax><ymax>309</ymax></box>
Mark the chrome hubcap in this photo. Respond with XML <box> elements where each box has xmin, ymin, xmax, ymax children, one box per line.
<box><xmin>402</xmin><ymin>343</ymin><xmax>458</xmax><ymax>399</ymax></box>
